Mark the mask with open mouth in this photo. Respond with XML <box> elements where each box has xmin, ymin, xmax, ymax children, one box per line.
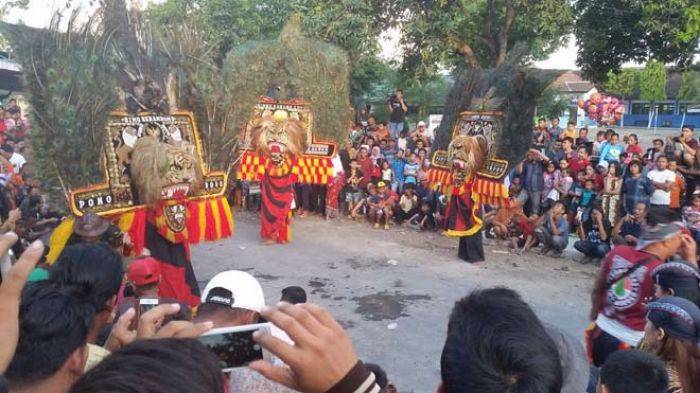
<box><xmin>130</xmin><ymin>136</ymin><xmax>203</xmax><ymax>205</ymax></box>
<box><xmin>447</xmin><ymin>135</ymin><xmax>488</xmax><ymax>186</ymax></box>
<box><xmin>250</xmin><ymin>115</ymin><xmax>307</xmax><ymax>165</ymax></box>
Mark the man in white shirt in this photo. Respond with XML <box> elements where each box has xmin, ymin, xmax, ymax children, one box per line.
<box><xmin>1</xmin><ymin>144</ymin><xmax>25</xmax><ymax>174</ymax></box>
<box><xmin>647</xmin><ymin>156</ymin><xmax>675</xmax><ymax>221</ymax></box>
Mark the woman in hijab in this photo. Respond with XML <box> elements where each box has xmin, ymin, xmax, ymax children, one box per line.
<box><xmin>641</xmin><ymin>296</ymin><xmax>700</xmax><ymax>393</ymax></box>
<box><xmin>652</xmin><ymin>262</ymin><xmax>700</xmax><ymax>307</ymax></box>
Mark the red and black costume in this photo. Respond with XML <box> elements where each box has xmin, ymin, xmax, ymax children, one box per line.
<box><xmin>260</xmin><ymin>158</ymin><xmax>296</xmax><ymax>243</ymax></box>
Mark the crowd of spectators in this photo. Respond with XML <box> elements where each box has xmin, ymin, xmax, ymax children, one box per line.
<box><xmin>0</xmin><ymin>95</ymin><xmax>699</xmax><ymax>393</ymax></box>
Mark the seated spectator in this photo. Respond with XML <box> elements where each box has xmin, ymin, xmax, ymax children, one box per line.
<box><xmin>509</xmin><ymin>213</ymin><xmax>538</xmax><ymax>255</ymax></box>
<box><xmin>587</xmin><ymin>224</ymin><xmax>692</xmax><ymax>367</ymax></box>
<box><xmin>410</xmin><ymin>121</ymin><xmax>431</xmax><ymax>147</ymax></box>
<box><xmin>573</xmin><ymin>179</ymin><xmax>597</xmax><ymax>224</ymax></box>
<box><xmin>408</xmin><ymin>201</ymin><xmax>436</xmax><ymax>231</ymax></box>
<box><xmin>440</xmin><ymin>288</ymin><xmax>564</xmax><ymax>392</ymax></box>
<box><xmin>380</xmin><ymin>160</ymin><xmax>393</xmax><ymax>185</ymax></box>
<box><xmin>574</xmin><ymin>203</ymin><xmax>611</xmax><ymax>263</ymax></box>
<box><xmin>671</xmin><ymin>125</ymin><xmax>698</xmax><ymax>166</ymax></box>
<box><xmin>570</xmin><ymin>146</ymin><xmax>590</xmax><ymax>174</ymax></box>
<box><xmin>350</xmin><ymin>183</ymin><xmax>376</xmax><ymax>219</ymax></box>
<box><xmin>641</xmin><ymin>296</ymin><xmax>700</xmax><ymax>393</ymax></box>
<box><xmin>395</xmin><ymin>184</ymin><xmax>419</xmax><ymax>224</ymax></box>
<box><xmin>651</xmin><ymin>261</ymin><xmax>700</xmax><ymax>306</ymax></box>
<box><xmin>372</xmin><ymin>122</ymin><xmax>390</xmax><ymax>142</ymax></box>
<box><xmin>5</xmin><ymin>282</ymin><xmax>94</xmax><ymax>393</ymax></box>
<box><xmin>534</xmin><ymin>201</ymin><xmax>569</xmax><ymax>258</ymax></box>
<box><xmin>281</xmin><ymin>286</ymin><xmax>307</xmax><ymax>304</ymax></box>
<box><xmin>69</xmin><ymin>338</ymin><xmax>224</xmax><ymax>393</ymax></box>
<box><xmin>597</xmin><ymin>350</ymin><xmax>668</xmax><ymax>393</ymax></box>
<box><xmin>612</xmin><ymin>202</ymin><xmax>647</xmax><ymax>246</ymax></box>
<box><xmin>593</xmin><ymin>130</ymin><xmax>607</xmax><ymax>157</ymax></box>
<box><xmin>626</xmin><ymin>133</ymin><xmax>642</xmax><ymax>157</ymax></box>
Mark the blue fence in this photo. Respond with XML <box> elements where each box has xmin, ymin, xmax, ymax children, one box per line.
<box><xmin>623</xmin><ymin>114</ymin><xmax>700</xmax><ymax>128</ymax></box>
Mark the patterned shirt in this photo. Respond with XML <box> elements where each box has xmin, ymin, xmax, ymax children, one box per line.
<box><xmin>521</xmin><ymin>160</ymin><xmax>546</xmax><ymax>192</ymax></box>
<box><xmin>622</xmin><ymin>175</ymin><xmax>653</xmax><ymax>212</ymax></box>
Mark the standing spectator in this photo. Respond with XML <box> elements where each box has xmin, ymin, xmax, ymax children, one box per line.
<box><xmin>599</xmin><ymin>132</ymin><xmax>625</xmax><ymax>164</ymax></box>
<box><xmin>345</xmin><ymin>160</ymin><xmax>364</xmax><ymax>217</ymax></box>
<box><xmin>542</xmin><ymin>161</ymin><xmax>561</xmax><ymax>210</ymax></box>
<box><xmin>597</xmin><ymin>350</ymin><xmax>669</xmax><ymax>393</ymax></box>
<box><xmin>587</xmin><ymin>223</ymin><xmax>693</xmax><ymax>366</ymax></box>
<box><xmin>574</xmin><ymin>203</ymin><xmax>611</xmax><ymax>262</ymax></box>
<box><xmin>646</xmin><ymin>139</ymin><xmax>665</xmax><ymax>166</ymax></box>
<box><xmin>668</xmin><ymin>159</ymin><xmax>685</xmax><ymax>219</ymax></box>
<box><xmin>390</xmin><ymin>149</ymin><xmax>406</xmax><ymax>192</ymax></box>
<box><xmin>0</xmin><ymin>143</ymin><xmax>25</xmax><ymax>174</ymax></box>
<box><xmin>683</xmin><ymin>192</ymin><xmax>700</xmax><ymax>243</ymax></box>
<box><xmin>403</xmin><ymin>153</ymin><xmax>420</xmax><ymax>187</ymax></box>
<box><xmin>651</xmin><ymin>261</ymin><xmax>700</xmax><ymax>305</ymax></box>
<box><xmin>534</xmin><ymin>200</ymin><xmax>569</xmax><ymax>257</ymax></box>
<box><xmin>647</xmin><ymin>156</ymin><xmax>675</xmax><ymax>217</ymax></box>
<box><xmin>325</xmin><ymin>155</ymin><xmax>346</xmax><ymax>220</ymax></box>
<box><xmin>561</xmin><ymin>137</ymin><xmax>576</xmax><ymax>161</ymax></box>
<box><xmin>593</xmin><ymin>130</ymin><xmax>607</xmax><ymax>157</ymax></box>
<box><xmin>380</xmin><ymin>160</ymin><xmax>393</xmax><ymax>185</ymax></box>
<box><xmin>397</xmin><ymin>130</ymin><xmax>408</xmax><ymax>152</ymax></box>
<box><xmin>622</xmin><ymin>161</ymin><xmax>653</xmax><ymax>216</ymax></box>
<box><xmin>517</xmin><ymin>149</ymin><xmax>549</xmax><ymax>215</ymax></box>
<box><xmin>561</xmin><ymin>120</ymin><xmax>576</xmax><ymax>140</ymax></box>
<box><xmin>601</xmin><ymin>162</ymin><xmax>621</xmax><ymax>225</ymax></box>
<box><xmin>410</xmin><ymin>121</ymin><xmax>431</xmax><ymax>147</ymax></box>
<box><xmin>546</xmin><ymin>140</ymin><xmax>565</xmax><ymax>163</ymax></box>
<box><xmin>576</xmin><ymin>127</ymin><xmax>589</xmax><ymax>146</ymax></box>
<box><xmin>626</xmin><ymin>133</ymin><xmax>642</xmax><ymax>157</ymax></box>
<box><xmin>642</xmin><ymin>296</ymin><xmax>700</xmax><ymax>393</ymax></box>
<box><xmin>372</xmin><ymin>122</ymin><xmax>390</xmax><ymax>142</ymax></box>
<box><xmin>549</xmin><ymin>117</ymin><xmax>563</xmax><ymax>140</ymax></box>
<box><xmin>570</xmin><ymin>146</ymin><xmax>590</xmax><ymax>174</ymax></box>
<box><xmin>355</xmin><ymin>147</ymin><xmax>374</xmax><ymax>190</ymax></box>
<box><xmin>532</xmin><ymin>117</ymin><xmax>549</xmax><ymax>152</ymax></box>
<box><xmin>386</xmin><ymin>89</ymin><xmax>408</xmax><ymax>140</ymax></box>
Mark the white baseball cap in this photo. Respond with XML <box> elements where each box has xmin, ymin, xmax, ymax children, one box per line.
<box><xmin>201</xmin><ymin>270</ymin><xmax>265</xmax><ymax>312</ymax></box>
<box><xmin>417</xmin><ymin>121</ymin><xmax>426</xmax><ymax>127</ymax></box>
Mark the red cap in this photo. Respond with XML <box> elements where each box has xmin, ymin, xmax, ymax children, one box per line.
<box><xmin>127</xmin><ymin>257</ymin><xmax>161</xmax><ymax>286</ymax></box>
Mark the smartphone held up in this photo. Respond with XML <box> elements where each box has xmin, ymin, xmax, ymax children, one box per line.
<box><xmin>198</xmin><ymin>323</ymin><xmax>272</xmax><ymax>371</ymax></box>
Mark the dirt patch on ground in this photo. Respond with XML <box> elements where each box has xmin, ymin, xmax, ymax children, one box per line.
<box><xmin>353</xmin><ymin>291</ymin><xmax>432</xmax><ymax>321</ymax></box>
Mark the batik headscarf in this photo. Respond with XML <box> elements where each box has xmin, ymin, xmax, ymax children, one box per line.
<box><xmin>646</xmin><ymin>296</ymin><xmax>700</xmax><ymax>344</ymax></box>
<box><xmin>652</xmin><ymin>262</ymin><xmax>700</xmax><ymax>306</ymax></box>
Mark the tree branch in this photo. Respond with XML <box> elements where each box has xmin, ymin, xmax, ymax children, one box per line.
<box><xmin>450</xmin><ymin>37</ymin><xmax>481</xmax><ymax>69</ymax></box>
<box><xmin>496</xmin><ymin>1</ymin><xmax>516</xmax><ymax>67</ymax></box>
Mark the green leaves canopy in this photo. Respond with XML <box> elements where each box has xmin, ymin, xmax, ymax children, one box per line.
<box><xmin>575</xmin><ymin>0</ymin><xmax>699</xmax><ymax>82</ymax></box>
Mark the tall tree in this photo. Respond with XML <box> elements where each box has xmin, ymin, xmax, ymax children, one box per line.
<box><xmin>575</xmin><ymin>0</ymin><xmax>699</xmax><ymax>82</ymax></box>
<box><xmin>603</xmin><ymin>69</ymin><xmax>638</xmax><ymax>99</ymax></box>
<box><xmin>397</xmin><ymin>0</ymin><xmax>573</xmax><ymax>77</ymax></box>
<box><xmin>678</xmin><ymin>70</ymin><xmax>700</xmax><ymax>102</ymax></box>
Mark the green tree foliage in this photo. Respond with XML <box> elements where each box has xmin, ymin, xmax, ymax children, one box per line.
<box><xmin>575</xmin><ymin>0</ymin><xmax>699</xmax><ymax>82</ymax></box>
<box><xmin>638</xmin><ymin>61</ymin><xmax>667</xmax><ymax>102</ymax></box>
<box><xmin>603</xmin><ymin>69</ymin><xmax>638</xmax><ymax>99</ymax></box>
<box><xmin>0</xmin><ymin>14</ymin><xmax>119</xmax><ymax>207</ymax></box>
<box><xmin>397</xmin><ymin>0</ymin><xmax>573</xmax><ymax>77</ymax></box>
<box><xmin>166</xmin><ymin>17</ymin><xmax>352</xmax><ymax>169</ymax></box>
<box><xmin>537</xmin><ymin>88</ymin><xmax>570</xmax><ymax>120</ymax></box>
<box><xmin>679</xmin><ymin>70</ymin><xmax>700</xmax><ymax>102</ymax></box>
<box><xmin>147</xmin><ymin>0</ymin><xmax>391</xmax><ymax>101</ymax></box>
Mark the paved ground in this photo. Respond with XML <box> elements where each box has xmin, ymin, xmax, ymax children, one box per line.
<box><xmin>192</xmin><ymin>212</ymin><xmax>598</xmax><ymax>392</ymax></box>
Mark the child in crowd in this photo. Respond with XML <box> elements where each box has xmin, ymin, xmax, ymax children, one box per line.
<box><xmin>509</xmin><ymin>213</ymin><xmax>538</xmax><ymax>255</ymax></box>
<box><xmin>626</xmin><ymin>133</ymin><xmax>642</xmax><ymax>157</ymax></box>
<box><xmin>391</xmin><ymin>149</ymin><xmax>406</xmax><ymax>192</ymax></box>
<box><xmin>575</xmin><ymin>179</ymin><xmax>597</xmax><ymax>223</ymax></box>
<box><xmin>508</xmin><ymin>175</ymin><xmax>522</xmax><ymax>197</ymax></box>
<box><xmin>397</xmin><ymin>130</ymin><xmax>408</xmax><ymax>151</ymax></box>
<box><xmin>542</xmin><ymin>161</ymin><xmax>561</xmax><ymax>210</ymax></box>
<box><xmin>593</xmin><ymin>130</ymin><xmax>606</xmax><ymax>156</ymax></box>
<box><xmin>403</xmin><ymin>153</ymin><xmax>420</xmax><ymax>186</ymax></box>
<box><xmin>380</xmin><ymin>160</ymin><xmax>394</xmax><ymax>185</ymax></box>
<box><xmin>345</xmin><ymin>161</ymin><xmax>364</xmax><ymax>217</ymax></box>
<box><xmin>395</xmin><ymin>184</ymin><xmax>419</xmax><ymax>224</ymax></box>
<box><xmin>408</xmin><ymin>201</ymin><xmax>436</xmax><ymax>231</ymax></box>
<box><xmin>351</xmin><ymin>183</ymin><xmax>376</xmax><ymax>219</ymax></box>
<box><xmin>575</xmin><ymin>127</ymin><xmax>589</xmax><ymax>146</ymax></box>
<box><xmin>368</xmin><ymin>182</ymin><xmax>392</xmax><ymax>229</ymax></box>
